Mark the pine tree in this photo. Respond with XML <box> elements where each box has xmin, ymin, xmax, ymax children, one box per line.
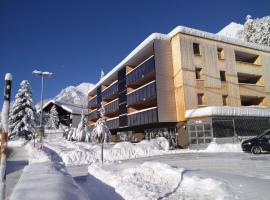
<box><xmin>9</xmin><ymin>80</ymin><xmax>37</xmax><ymax>139</ymax></box>
<box><xmin>243</xmin><ymin>15</ymin><xmax>270</xmax><ymax>46</ymax></box>
<box><xmin>47</xmin><ymin>105</ymin><xmax>59</xmax><ymax>129</ymax></box>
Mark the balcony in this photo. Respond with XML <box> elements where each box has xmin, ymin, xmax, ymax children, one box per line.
<box><xmin>106</xmin><ymin>117</ymin><xmax>119</xmax><ymax>130</ymax></box>
<box><xmin>104</xmin><ymin>98</ymin><xmax>119</xmax><ymax>116</ymax></box>
<box><xmin>88</xmin><ymin>96</ymin><xmax>97</xmax><ymax>109</ymax></box>
<box><xmin>128</xmin><ymin>107</ymin><xmax>158</xmax><ymax>126</ymax></box>
<box><xmin>102</xmin><ymin>81</ymin><xmax>118</xmax><ymax>101</ymax></box>
<box><xmin>88</xmin><ymin>109</ymin><xmax>98</xmax><ymax>120</ymax></box>
<box><xmin>126</xmin><ymin>56</ymin><xmax>155</xmax><ymax>87</ymax></box>
<box><xmin>127</xmin><ymin>81</ymin><xmax>157</xmax><ymax>107</ymax></box>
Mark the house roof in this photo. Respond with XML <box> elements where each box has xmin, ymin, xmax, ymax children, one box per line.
<box><xmin>42</xmin><ymin>100</ymin><xmax>88</xmax><ymax>115</ymax></box>
<box><xmin>88</xmin><ymin>25</ymin><xmax>270</xmax><ymax>96</ymax></box>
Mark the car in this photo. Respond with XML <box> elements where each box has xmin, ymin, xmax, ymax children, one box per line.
<box><xmin>241</xmin><ymin>129</ymin><xmax>270</xmax><ymax>154</ymax></box>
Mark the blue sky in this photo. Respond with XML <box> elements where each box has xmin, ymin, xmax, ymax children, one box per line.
<box><xmin>0</xmin><ymin>0</ymin><xmax>269</xmax><ymax>105</ymax></box>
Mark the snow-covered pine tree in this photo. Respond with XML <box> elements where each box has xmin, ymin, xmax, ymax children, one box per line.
<box><xmin>243</xmin><ymin>15</ymin><xmax>270</xmax><ymax>46</ymax></box>
<box><xmin>47</xmin><ymin>105</ymin><xmax>59</xmax><ymax>129</ymax></box>
<box><xmin>9</xmin><ymin>80</ymin><xmax>37</xmax><ymax>139</ymax></box>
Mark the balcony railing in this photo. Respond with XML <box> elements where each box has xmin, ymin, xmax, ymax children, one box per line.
<box><xmin>88</xmin><ymin>96</ymin><xmax>97</xmax><ymax>108</ymax></box>
<box><xmin>126</xmin><ymin>56</ymin><xmax>155</xmax><ymax>86</ymax></box>
<box><xmin>88</xmin><ymin>109</ymin><xmax>98</xmax><ymax>120</ymax></box>
<box><xmin>106</xmin><ymin>117</ymin><xmax>119</xmax><ymax>130</ymax></box>
<box><xmin>128</xmin><ymin>107</ymin><xmax>158</xmax><ymax>126</ymax></box>
<box><xmin>127</xmin><ymin>81</ymin><xmax>156</xmax><ymax>106</ymax></box>
<box><xmin>104</xmin><ymin>98</ymin><xmax>119</xmax><ymax>115</ymax></box>
<box><xmin>102</xmin><ymin>81</ymin><xmax>118</xmax><ymax>100</ymax></box>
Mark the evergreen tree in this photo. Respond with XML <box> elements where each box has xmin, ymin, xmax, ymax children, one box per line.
<box><xmin>9</xmin><ymin>80</ymin><xmax>37</xmax><ymax>138</ymax></box>
<box><xmin>47</xmin><ymin>105</ymin><xmax>59</xmax><ymax>129</ymax></box>
<box><xmin>76</xmin><ymin>114</ymin><xmax>87</xmax><ymax>141</ymax></box>
<box><xmin>243</xmin><ymin>15</ymin><xmax>270</xmax><ymax>46</ymax></box>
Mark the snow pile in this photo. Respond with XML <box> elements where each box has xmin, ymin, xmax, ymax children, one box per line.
<box><xmin>185</xmin><ymin>106</ymin><xmax>270</xmax><ymax>118</ymax></box>
<box><xmin>10</xmin><ymin>162</ymin><xmax>88</xmax><ymax>200</ymax></box>
<box><xmin>217</xmin><ymin>22</ymin><xmax>244</xmax><ymax>40</ymax></box>
<box><xmin>8</xmin><ymin>139</ymin><xmax>27</xmax><ymax>147</ymax></box>
<box><xmin>88</xmin><ymin>162</ymin><xmax>231</xmax><ymax>200</ymax></box>
<box><xmin>45</xmin><ymin>137</ymin><xmax>169</xmax><ymax>166</ymax></box>
<box><xmin>54</xmin><ymin>83</ymin><xmax>94</xmax><ymax>107</ymax></box>
<box><xmin>202</xmin><ymin>142</ymin><xmax>242</xmax><ymax>153</ymax></box>
<box><xmin>26</xmin><ymin>142</ymin><xmax>50</xmax><ymax>164</ymax></box>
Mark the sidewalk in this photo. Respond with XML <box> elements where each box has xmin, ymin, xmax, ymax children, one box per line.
<box><xmin>6</xmin><ymin>146</ymin><xmax>29</xmax><ymax>200</ymax></box>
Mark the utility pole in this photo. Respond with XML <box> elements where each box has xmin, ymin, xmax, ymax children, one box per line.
<box><xmin>0</xmin><ymin>73</ymin><xmax>12</xmax><ymax>200</ymax></box>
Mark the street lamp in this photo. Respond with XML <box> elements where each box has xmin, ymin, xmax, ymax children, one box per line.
<box><xmin>32</xmin><ymin>70</ymin><xmax>53</xmax><ymax>147</ymax></box>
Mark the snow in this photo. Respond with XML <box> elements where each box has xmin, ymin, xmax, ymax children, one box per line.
<box><xmin>5</xmin><ymin>73</ymin><xmax>12</xmax><ymax>81</ymax></box>
<box><xmin>54</xmin><ymin>83</ymin><xmax>94</xmax><ymax>107</ymax></box>
<box><xmin>45</xmin><ymin>137</ymin><xmax>170</xmax><ymax>166</ymax></box>
<box><xmin>201</xmin><ymin>142</ymin><xmax>242</xmax><ymax>153</ymax></box>
<box><xmin>43</xmin><ymin>100</ymin><xmax>88</xmax><ymax>115</ymax></box>
<box><xmin>217</xmin><ymin>22</ymin><xmax>244</xmax><ymax>40</ymax></box>
<box><xmin>8</xmin><ymin>139</ymin><xmax>27</xmax><ymax>147</ymax></box>
<box><xmin>26</xmin><ymin>142</ymin><xmax>51</xmax><ymax>164</ymax></box>
<box><xmin>185</xmin><ymin>106</ymin><xmax>270</xmax><ymax>118</ymax></box>
<box><xmin>88</xmin><ymin>161</ymin><xmax>231</xmax><ymax>200</ymax></box>
<box><xmin>10</xmin><ymin>162</ymin><xmax>88</xmax><ymax>200</ymax></box>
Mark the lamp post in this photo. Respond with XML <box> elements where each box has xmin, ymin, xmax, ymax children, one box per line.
<box><xmin>32</xmin><ymin>70</ymin><xmax>53</xmax><ymax>147</ymax></box>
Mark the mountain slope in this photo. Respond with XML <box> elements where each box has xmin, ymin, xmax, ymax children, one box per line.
<box><xmin>217</xmin><ymin>22</ymin><xmax>244</xmax><ymax>40</ymax></box>
<box><xmin>54</xmin><ymin>83</ymin><xmax>94</xmax><ymax>107</ymax></box>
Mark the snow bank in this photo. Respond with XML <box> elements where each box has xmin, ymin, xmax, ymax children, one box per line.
<box><xmin>185</xmin><ymin>106</ymin><xmax>270</xmax><ymax>118</ymax></box>
<box><xmin>8</xmin><ymin>139</ymin><xmax>27</xmax><ymax>147</ymax></box>
<box><xmin>88</xmin><ymin>162</ymin><xmax>231</xmax><ymax>200</ymax></box>
<box><xmin>202</xmin><ymin>142</ymin><xmax>242</xmax><ymax>153</ymax></box>
<box><xmin>45</xmin><ymin>137</ymin><xmax>169</xmax><ymax>166</ymax></box>
<box><xmin>26</xmin><ymin>142</ymin><xmax>51</xmax><ymax>164</ymax></box>
<box><xmin>10</xmin><ymin>162</ymin><xmax>88</xmax><ymax>200</ymax></box>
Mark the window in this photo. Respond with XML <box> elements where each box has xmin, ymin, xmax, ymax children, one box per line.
<box><xmin>222</xmin><ymin>95</ymin><xmax>228</xmax><ymax>106</ymax></box>
<box><xmin>220</xmin><ymin>71</ymin><xmax>226</xmax><ymax>82</ymax></box>
<box><xmin>193</xmin><ymin>43</ymin><xmax>201</xmax><ymax>55</ymax></box>
<box><xmin>197</xmin><ymin>93</ymin><xmax>205</xmax><ymax>106</ymax></box>
<box><xmin>195</xmin><ymin>68</ymin><xmax>202</xmax><ymax>79</ymax></box>
<box><xmin>217</xmin><ymin>48</ymin><xmax>224</xmax><ymax>60</ymax></box>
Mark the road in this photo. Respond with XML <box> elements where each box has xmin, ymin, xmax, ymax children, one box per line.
<box><xmin>68</xmin><ymin>152</ymin><xmax>270</xmax><ymax>200</ymax></box>
<box><xmin>5</xmin><ymin>146</ymin><xmax>28</xmax><ymax>200</ymax></box>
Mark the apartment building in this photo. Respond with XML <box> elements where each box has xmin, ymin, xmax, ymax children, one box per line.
<box><xmin>88</xmin><ymin>26</ymin><xmax>270</xmax><ymax>148</ymax></box>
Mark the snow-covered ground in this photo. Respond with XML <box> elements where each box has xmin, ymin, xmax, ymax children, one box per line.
<box><xmin>44</xmin><ymin>137</ymin><xmax>241</xmax><ymax>166</ymax></box>
<box><xmin>44</xmin><ymin>137</ymin><xmax>170</xmax><ymax>166</ymax></box>
<box><xmin>88</xmin><ymin>162</ymin><xmax>232</xmax><ymax>200</ymax></box>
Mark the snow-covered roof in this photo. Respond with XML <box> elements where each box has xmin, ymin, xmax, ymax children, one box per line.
<box><xmin>88</xmin><ymin>25</ymin><xmax>270</xmax><ymax>96</ymax></box>
<box><xmin>43</xmin><ymin>100</ymin><xmax>88</xmax><ymax>115</ymax></box>
<box><xmin>185</xmin><ymin>106</ymin><xmax>270</xmax><ymax>118</ymax></box>
<box><xmin>216</xmin><ymin>22</ymin><xmax>244</xmax><ymax>40</ymax></box>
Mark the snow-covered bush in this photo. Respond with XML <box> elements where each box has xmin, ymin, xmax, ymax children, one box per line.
<box><xmin>65</xmin><ymin>114</ymin><xmax>89</xmax><ymax>142</ymax></box>
<box><xmin>243</xmin><ymin>15</ymin><xmax>270</xmax><ymax>46</ymax></box>
<box><xmin>117</xmin><ymin>131</ymin><xmax>133</xmax><ymax>142</ymax></box>
<box><xmin>91</xmin><ymin>106</ymin><xmax>111</xmax><ymax>143</ymax></box>
<box><xmin>46</xmin><ymin>105</ymin><xmax>59</xmax><ymax>129</ymax></box>
<box><xmin>9</xmin><ymin>80</ymin><xmax>37</xmax><ymax>139</ymax></box>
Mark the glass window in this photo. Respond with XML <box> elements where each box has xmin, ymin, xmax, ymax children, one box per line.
<box><xmin>220</xmin><ymin>71</ymin><xmax>226</xmax><ymax>82</ymax></box>
<box><xmin>195</xmin><ymin>68</ymin><xmax>202</xmax><ymax>79</ymax></box>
